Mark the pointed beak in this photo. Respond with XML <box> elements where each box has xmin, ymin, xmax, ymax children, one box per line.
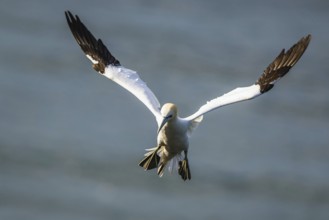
<box><xmin>157</xmin><ymin>116</ymin><xmax>170</xmax><ymax>134</ymax></box>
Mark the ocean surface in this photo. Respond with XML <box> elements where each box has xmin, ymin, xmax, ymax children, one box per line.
<box><xmin>1</xmin><ymin>0</ymin><xmax>329</xmax><ymax>219</ymax></box>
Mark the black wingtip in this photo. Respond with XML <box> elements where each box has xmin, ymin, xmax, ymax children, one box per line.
<box><xmin>256</xmin><ymin>34</ymin><xmax>311</xmax><ymax>93</ymax></box>
<box><xmin>65</xmin><ymin>10</ymin><xmax>121</xmax><ymax>73</ymax></box>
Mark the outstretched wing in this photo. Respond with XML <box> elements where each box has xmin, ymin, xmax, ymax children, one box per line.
<box><xmin>65</xmin><ymin>11</ymin><xmax>162</xmax><ymax>122</ymax></box>
<box><xmin>184</xmin><ymin>34</ymin><xmax>311</xmax><ymax>121</ymax></box>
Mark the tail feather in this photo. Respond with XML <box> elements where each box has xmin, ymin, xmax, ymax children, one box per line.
<box><xmin>167</xmin><ymin>153</ymin><xmax>183</xmax><ymax>173</ymax></box>
<box><xmin>139</xmin><ymin>147</ymin><xmax>192</xmax><ymax>181</ymax></box>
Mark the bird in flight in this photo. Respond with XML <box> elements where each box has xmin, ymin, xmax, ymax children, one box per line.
<box><xmin>65</xmin><ymin>11</ymin><xmax>311</xmax><ymax>181</ymax></box>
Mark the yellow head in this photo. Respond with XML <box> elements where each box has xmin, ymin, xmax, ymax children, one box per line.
<box><xmin>158</xmin><ymin>103</ymin><xmax>178</xmax><ymax>133</ymax></box>
<box><xmin>161</xmin><ymin>103</ymin><xmax>178</xmax><ymax>118</ymax></box>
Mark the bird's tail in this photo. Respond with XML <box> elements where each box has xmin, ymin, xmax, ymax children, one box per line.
<box><xmin>139</xmin><ymin>147</ymin><xmax>190</xmax><ymax>180</ymax></box>
<box><xmin>156</xmin><ymin>150</ymin><xmax>184</xmax><ymax>178</ymax></box>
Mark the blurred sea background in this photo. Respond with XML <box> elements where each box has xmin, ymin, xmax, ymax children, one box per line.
<box><xmin>1</xmin><ymin>0</ymin><xmax>328</xmax><ymax>219</ymax></box>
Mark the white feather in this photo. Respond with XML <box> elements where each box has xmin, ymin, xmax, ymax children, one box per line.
<box><xmin>184</xmin><ymin>84</ymin><xmax>261</xmax><ymax>121</ymax></box>
<box><xmin>86</xmin><ymin>55</ymin><xmax>99</xmax><ymax>64</ymax></box>
<box><xmin>103</xmin><ymin>65</ymin><xmax>162</xmax><ymax>124</ymax></box>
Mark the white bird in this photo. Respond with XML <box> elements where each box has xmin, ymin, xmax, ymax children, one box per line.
<box><xmin>65</xmin><ymin>11</ymin><xmax>311</xmax><ymax>181</ymax></box>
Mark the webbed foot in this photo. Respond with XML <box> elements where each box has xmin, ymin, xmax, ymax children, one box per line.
<box><xmin>178</xmin><ymin>158</ymin><xmax>191</xmax><ymax>181</ymax></box>
<box><xmin>139</xmin><ymin>147</ymin><xmax>160</xmax><ymax>170</ymax></box>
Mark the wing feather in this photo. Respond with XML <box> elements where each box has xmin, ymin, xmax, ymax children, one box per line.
<box><xmin>184</xmin><ymin>35</ymin><xmax>311</xmax><ymax>121</ymax></box>
<box><xmin>65</xmin><ymin>11</ymin><xmax>161</xmax><ymax>121</ymax></box>
<box><xmin>103</xmin><ymin>65</ymin><xmax>162</xmax><ymax>119</ymax></box>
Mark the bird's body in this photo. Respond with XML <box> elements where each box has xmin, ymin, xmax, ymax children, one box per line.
<box><xmin>138</xmin><ymin>103</ymin><xmax>195</xmax><ymax>179</ymax></box>
<box><xmin>158</xmin><ymin>115</ymin><xmax>188</xmax><ymax>158</ymax></box>
<box><xmin>157</xmin><ymin>104</ymin><xmax>191</xmax><ymax>178</ymax></box>
<box><xmin>158</xmin><ymin>104</ymin><xmax>188</xmax><ymax>153</ymax></box>
<box><xmin>65</xmin><ymin>11</ymin><xmax>311</xmax><ymax>181</ymax></box>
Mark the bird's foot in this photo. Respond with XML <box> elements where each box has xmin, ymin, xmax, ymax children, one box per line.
<box><xmin>157</xmin><ymin>162</ymin><xmax>166</xmax><ymax>177</ymax></box>
<box><xmin>139</xmin><ymin>146</ymin><xmax>160</xmax><ymax>170</ymax></box>
<box><xmin>178</xmin><ymin>158</ymin><xmax>191</xmax><ymax>181</ymax></box>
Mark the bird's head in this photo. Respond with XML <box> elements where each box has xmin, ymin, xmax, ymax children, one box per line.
<box><xmin>158</xmin><ymin>103</ymin><xmax>178</xmax><ymax>133</ymax></box>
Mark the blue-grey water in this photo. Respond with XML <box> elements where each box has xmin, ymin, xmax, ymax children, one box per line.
<box><xmin>1</xmin><ymin>0</ymin><xmax>329</xmax><ymax>219</ymax></box>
